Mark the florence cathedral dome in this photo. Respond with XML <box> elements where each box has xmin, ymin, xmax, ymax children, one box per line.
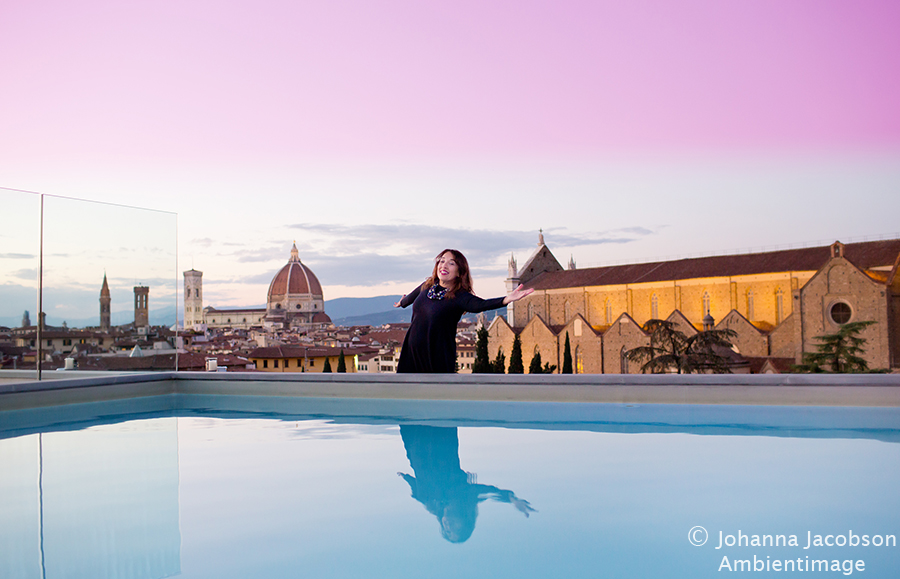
<box><xmin>265</xmin><ymin>243</ymin><xmax>331</xmax><ymax>329</ymax></box>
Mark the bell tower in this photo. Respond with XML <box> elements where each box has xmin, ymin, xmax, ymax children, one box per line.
<box><xmin>184</xmin><ymin>269</ymin><xmax>203</xmax><ymax>328</ymax></box>
<box><xmin>134</xmin><ymin>285</ymin><xmax>149</xmax><ymax>330</ymax></box>
<box><xmin>505</xmin><ymin>253</ymin><xmax>520</xmax><ymax>325</ymax></box>
<box><xmin>100</xmin><ymin>273</ymin><xmax>111</xmax><ymax>332</ymax></box>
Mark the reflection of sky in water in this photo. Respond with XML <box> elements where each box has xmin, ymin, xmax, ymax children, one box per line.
<box><xmin>0</xmin><ymin>419</ymin><xmax>180</xmax><ymax>579</ymax></box>
<box><xmin>2</xmin><ymin>413</ymin><xmax>898</xmax><ymax>579</ymax></box>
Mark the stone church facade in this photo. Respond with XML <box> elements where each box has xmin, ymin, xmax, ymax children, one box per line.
<box><xmin>488</xmin><ymin>235</ymin><xmax>900</xmax><ymax>373</ymax></box>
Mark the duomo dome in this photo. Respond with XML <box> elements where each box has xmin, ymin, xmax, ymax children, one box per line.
<box><xmin>265</xmin><ymin>243</ymin><xmax>331</xmax><ymax>329</ymax></box>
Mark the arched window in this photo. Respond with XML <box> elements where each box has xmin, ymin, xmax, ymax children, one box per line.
<box><xmin>564</xmin><ymin>300</ymin><xmax>572</xmax><ymax>323</ymax></box>
<box><xmin>575</xmin><ymin>345</ymin><xmax>584</xmax><ymax>374</ymax></box>
<box><xmin>702</xmin><ymin>291</ymin><xmax>711</xmax><ymax>316</ymax></box>
<box><xmin>620</xmin><ymin>345</ymin><xmax>629</xmax><ymax>374</ymax></box>
<box><xmin>605</xmin><ymin>299</ymin><xmax>613</xmax><ymax>324</ymax></box>
<box><xmin>747</xmin><ymin>289</ymin><xmax>755</xmax><ymax>320</ymax></box>
<box><xmin>651</xmin><ymin>294</ymin><xmax>659</xmax><ymax>319</ymax></box>
<box><xmin>527</xmin><ymin>303</ymin><xmax>535</xmax><ymax>321</ymax></box>
<box><xmin>775</xmin><ymin>288</ymin><xmax>784</xmax><ymax>324</ymax></box>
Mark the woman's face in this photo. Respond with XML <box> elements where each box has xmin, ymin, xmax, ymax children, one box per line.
<box><xmin>436</xmin><ymin>252</ymin><xmax>460</xmax><ymax>286</ymax></box>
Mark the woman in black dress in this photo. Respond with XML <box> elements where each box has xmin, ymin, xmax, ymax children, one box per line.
<box><xmin>394</xmin><ymin>249</ymin><xmax>533</xmax><ymax>373</ymax></box>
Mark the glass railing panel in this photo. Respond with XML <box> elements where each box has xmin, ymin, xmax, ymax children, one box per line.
<box><xmin>0</xmin><ymin>188</ymin><xmax>178</xmax><ymax>375</ymax></box>
<box><xmin>0</xmin><ymin>188</ymin><xmax>41</xmax><ymax>353</ymax></box>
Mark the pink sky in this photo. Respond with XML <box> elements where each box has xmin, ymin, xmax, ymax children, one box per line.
<box><xmin>3</xmin><ymin>0</ymin><xmax>899</xmax><ymax>164</ymax></box>
<box><xmin>3</xmin><ymin>0</ymin><xmax>900</xmax><ymax>312</ymax></box>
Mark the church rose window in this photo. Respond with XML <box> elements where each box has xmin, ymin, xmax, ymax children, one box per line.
<box><xmin>829</xmin><ymin>301</ymin><xmax>852</xmax><ymax>325</ymax></box>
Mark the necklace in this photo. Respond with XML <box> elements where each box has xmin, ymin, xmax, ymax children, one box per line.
<box><xmin>427</xmin><ymin>285</ymin><xmax>448</xmax><ymax>300</ymax></box>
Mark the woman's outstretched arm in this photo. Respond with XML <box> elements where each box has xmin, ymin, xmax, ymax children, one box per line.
<box><xmin>502</xmin><ymin>284</ymin><xmax>534</xmax><ymax>305</ymax></box>
<box><xmin>394</xmin><ymin>285</ymin><xmax>422</xmax><ymax>308</ymax></box>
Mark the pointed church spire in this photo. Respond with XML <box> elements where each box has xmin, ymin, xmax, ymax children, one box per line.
<box><xmin>538</xmin><ymin>229</ymin><xmax>545</xmax><ymax>246</ymax></box>
<box><xmin>290</xmin><ymin>241</ymin><xmax>300</xmax><ymax>262</ymax></box>
<box><xmin>508</xmin><ymin>253</ymin><xmax>518</xmax><ymax>278</ymax></box>
<box><xmin>568</xmin><ymin>255</ymin><xmax>576</xmax><ymax>270</ymax></box>
<box><xmin>100</xmin><ymin>272</ymin><xmax>111</xmax><ymax>332</ymax></box>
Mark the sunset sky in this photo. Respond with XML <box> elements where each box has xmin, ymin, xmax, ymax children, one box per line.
<box><xmin>2</xmin><ymin>0</ymin><xmax>899</xmax><ymax>323</ymax></box>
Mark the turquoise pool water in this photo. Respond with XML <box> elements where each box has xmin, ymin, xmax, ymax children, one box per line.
<box><xmin>2</xmin><ymin>395</ymin><xmax>899</xmax><ymax>578</ymax></box>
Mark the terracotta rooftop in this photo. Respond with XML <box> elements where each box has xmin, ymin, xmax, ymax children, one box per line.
<box><xmin>248</xmin><ymin>345</ymin><xmax>372</xmax><ymax>359</ymax></box>
<box><xmin>527</xmin><ymin>239</ymin><xmax>900</xmax><ymax>291</ymax></box>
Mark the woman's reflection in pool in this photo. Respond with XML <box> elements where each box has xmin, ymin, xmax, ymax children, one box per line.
<box><xmin>397</xmin><ymin>425</ymin><xmax>536</xmax><ymax>543</ymax></box>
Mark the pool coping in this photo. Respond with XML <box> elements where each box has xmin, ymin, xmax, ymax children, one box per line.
<box><xmin>2</xmin><ymin>371</ymin><xmax>900</xmax><ymax>410</ymax></box>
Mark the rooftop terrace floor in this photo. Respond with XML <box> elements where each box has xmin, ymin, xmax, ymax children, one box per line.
<box><xmin>2</xmin><ymin>370</ymin><xmax>899</xmax><ymax>411</ymax></box>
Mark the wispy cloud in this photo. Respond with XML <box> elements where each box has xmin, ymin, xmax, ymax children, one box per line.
<box><xmin>202</xmin><ymin>223</ymin><xmax>657</xmax><ymax>288</ymax></box>
<box><xmin>0</xmin><ymin>253</ymin><xmax>34</xmax><ymax>259</ymax></box>
<box><xmin>190</xmin><ymin>237</ymin><xmax>245</xmax><ymax>248</ymax></box>
<box><xmin>8</xmin><ymin>268</ymin><xmax>37</xmax><ymax>280</ymax></box>
<box><xmin>252</xmin><ymin>223</ymin><xmax>661</xmax><ymax>286</ymax></box>
<box><xmin>234</xmin><ymin>246</ymin><xmax>287</xmax><ymax>264</ymax></box>
<box><xmin>287</xmin><ymin>223</ymin><xmax>655</xmax><ymax>256</ymax></box>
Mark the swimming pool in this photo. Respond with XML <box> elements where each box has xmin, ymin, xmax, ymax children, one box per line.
<box><xmin>1</xmin><ymin>375</ymin><xmax>899</xmax><ymax>578</ymax></box>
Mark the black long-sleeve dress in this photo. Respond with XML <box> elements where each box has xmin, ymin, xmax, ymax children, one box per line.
<box><xmin>396</xmin><ymin>284</ymin><xmax>505</xmax><ymax>373</ymax></box>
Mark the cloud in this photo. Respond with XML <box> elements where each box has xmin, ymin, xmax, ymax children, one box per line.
<box><xmin>287</xmin><ymin>223</ymin><xmax>656</xmax><ymax>259</ymax></box>
<box><xmin>232</xmin><ymin>253</ymin><xmax>424</xmax><ymax>287</ymax></box>
<box><xmin>189</xmin><ymin>237</ymin><xmax>245</xmax><ymax>248</ymax></box>
<box><xmin>234</xmin><ymin>246</ymin><xmax>286</xmax><ymax>264</ymax></box>
<box><xmin>262</xmin><ymin>223</ymin><xmax>660</xmax><ymax>286</ymax></box>
<box><xmin>8</xmin><ymin>268</ymin><xmax>38</xmax><ymax>280</ymax></box>
<box><xmin>202</xmin><ymin>223</ymin><xmax>658</xmax><ymax>289</ymax></box>
<box><xmin>0</xmin><ymin>253</ymin><xmax>34</xmax><ymax>259</ymax></box>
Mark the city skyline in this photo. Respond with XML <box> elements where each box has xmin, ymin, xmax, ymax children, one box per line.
<box><xmin>2</xmin><ymin>1</ymin><xmax>899</xmax><ymax>317</ymax></box>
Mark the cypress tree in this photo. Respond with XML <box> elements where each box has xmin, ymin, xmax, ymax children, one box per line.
<box><xmin>337</xmin><ymin>349</ymin><xmax>347</xmax><ymax>373</ymax></box>
<box><xmin>491</xmin><ymin>347</ymin><xmax>506</xmax><ymax>374</ymax></box>
<box><xmin>528</xmin><ymin>351</ymin><xmax>543</xmax><ymax>374</ymax></box>
<box><xmin>322</xmin><ymin>357</ymin><xmax>333</xmax><ymax>373</ymax></box>
<box><xmin>562</xmin><ymin>332</ymin><xmax>573</xmax><ymax>374</ymax></box>
<box><xmin>508</xmin><ymin>334</ymin><xmax>524</xmax><ymax>373</ymax></box>
<box><xmin>473</xmin><ymin>326</ymin><xmax>492</xmax><ymax>373</ymax></box>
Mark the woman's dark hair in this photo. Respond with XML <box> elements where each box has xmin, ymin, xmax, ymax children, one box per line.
<box><xmin>422</xmin><ymin>249</ymin><xmax>473</xmax><ymax>298</ymax></box>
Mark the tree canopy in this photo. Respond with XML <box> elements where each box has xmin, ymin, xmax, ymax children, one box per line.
<box><xmin>491</xmin><ymin>347</ymin><xmax>506</xmax><ymax>374</ymax></box>
<box><xmin>528</xmin><ymin>351</ymin><xmax>556</xmax><ymax>374</ymax></box>
<box><xmin>626</xmin><ymin>319</ymin><xmax>737</xmax><ymax>374</ymax></box>
<box><xmin>793</xmin><ymin>320</ymin><xmax>881</xmax><ymax>373</ymax></box>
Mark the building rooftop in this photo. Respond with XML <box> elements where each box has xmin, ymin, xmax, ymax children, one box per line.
<box><xmin>527</xmin><ymin>239</ymin><xmax>900</xmax><ymax>290</ymax></box>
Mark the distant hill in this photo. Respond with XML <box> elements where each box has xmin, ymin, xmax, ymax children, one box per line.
<box><xmin>0</xmin><ymin>294</ymin><xmax>504</xmax><ymax>330</ymax></box>
<box><xmin>333</xmin><ymin>308</ymin><xmax>412</xmax><ymax>327</ymax></box>
<box><xmin>325</xmin><ymin>295</ymin><xmax>403</xmax><ymax>320</ymax></box>
<box><xmin>327</xmin><ymin>296</ymin><xmax>506</xmax><ymax>327</ymax></box>
<box><xmin>0</xmin><ymin>307</ymin><xmax>178</xmax><ymax>330</ymax></box>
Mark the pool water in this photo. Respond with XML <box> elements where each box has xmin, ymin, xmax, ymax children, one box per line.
<box><xmin>1</xmin><ymin>395</ymin><xmax>898</xmax><ymax>578</ymax></box>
